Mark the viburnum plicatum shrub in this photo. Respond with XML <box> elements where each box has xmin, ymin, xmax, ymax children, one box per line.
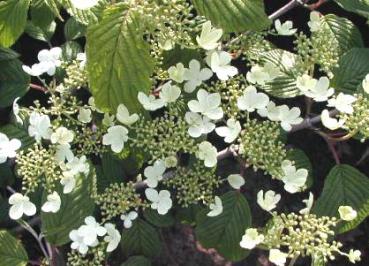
<box><xmin>1</xmin><ymin>0</ymin><xmax>369</xmax><ymax>265</ymax></box>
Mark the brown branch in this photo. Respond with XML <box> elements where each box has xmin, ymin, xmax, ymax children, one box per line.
<box><xmin>268</xmin><ymin>0</ymin><xmax>310</xmax><ymax>20</ymax></box>
<box><xmin>308</xmin><ymin>0</ymin><xmax>329</xmax><ymax>10</ymax></box>
<box><xmin>30</xmin><ymin>83</ymin><xmax>47</xmax><ymax>93</ymax></box>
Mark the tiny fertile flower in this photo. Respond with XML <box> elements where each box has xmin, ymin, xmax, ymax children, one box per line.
<box><xmin>239</xmin><ymin>228</ymin><xmax>264</xmax><ymax>249</ymax></box>
<box><xmin>257</xmin><ymin>190</ymin><xmax>281</xmax><ymax>212</ymax></box>
<box><xmin>215</xmin><ymin>118</ymin><xmax>241</xmax><ymax>143</ymax></box>
<box><xmin>207</xmin><ymin>51</ymin><xmax>238</xmax><ymax>81</ymax></box>
<box><xmin>196</xmin><ymin>21</ymin><xmax>223</xmax><ymax>50</ymax></box>
<box><xmin>281</xmin><ymin>160</ymin><xmax>308</xmax><ymax>193</ymax></box>
<box><xmin>327</xmin><ymin>93</ymin><xmax>357</xmax><ymax>114</ymax></box>
<box><xmin>138</xmin><ymin>92</ymin><xmax>165</xmax><ymax>111</ymax></box>
<box><xmin>51</xmin><ymin>127</ymin><xmax>74</xmax><ymax>145</ymax></box>
<box><xmin>362</xmin><ymin>73</ymin><xmax>369</xmax><ymax>94</ymax></box>
<box><xmin>269</xmin><ymin>249</ymin><xmax>288</xmax><ymax>266</ymax></box>
<box><xmin>145</xmin><ymin>188</ymin><xmax>172</xmax><ymax>215</ymax></box>
<box><xmin>237</xmin><ymin>86</ymin><xmax>269</xmax><ymax>113</ymax></box>
<box><xmin>41</xmin><ymin>191</ymin><xmax>61</xmax><ymax>213</ymax></box>
<box><xmin>197</xmin><ymin>141</ymin><xmax>217</xmax><ymax>168</ymax></box>
<box><xmin>120</xmin><ymin>211</ymin><xmax>138</xmax><ymax>229</ymax></box>
<box><xmin>168</xmin><ymin>63</ymin><xmax>186</xmax><ymax>83</ymax></box>
<box><xmin>78</xmin><ymin>216</ymin><xmax>107</xmax><ymax>246</ymax></box>
<box><xmin>308</xmin><ymin>11</ymin><xmax>322</xmax><ymax>32</ymax></box>
<box><xmin>207</xmin><ymin>196</ymin><xmax>223</xmax><ymax>217</ymax></box>
<box><xmin>185</xmin><ymin>112</ymin><xmax>215</xmax><ymax>138</ymax></box>
<box><xmin>188</xmin><ymin>89</ymin><xmax>223</xmax><ymax>120</ymax></box>
<box><xmin>227</xmin><ymin>174</ymin><xmax>245</xmax><ymax>189</ymax></box>
<box><xmin>77</xmin><ymin>108</ymin><xmax>92</xmax><ymax>124</ymax></box>
<box><xmin>8</xmin><ymin>193</ymin><xmax>36</xmax><ymax>220</ymax></box>
<box><xmin>144</xmin><ymin>160</ymin><xmax>166</xmax><ymax>188</ymax></box>
<box><xmin>321</xmin><ymin>109</ymin><xmax>345</xmax><ymax>130</ymax></box>
<box><xmin>69</xmin><ymin>229</ymin><xmax>91</xmax><ymax>255</ymax></box>
<box><xmin>104</xmin><ymin>223</ymin><xmax>121</xmax><ymax>252</ymax></box>
<box><xmin>116</xmin><ymin>104</ymin><xmax>139</xmax><ymax>126</ymax></box>
<box><xmin>71</xmin><ymin>0</ymin><xmax>99</xmax><ymax>10</ymax></box>
<box><xmin>159</xmin><ymin>82</ymin><xmax>181</xmax><ymax>104</ymax></box>
<box><xmin>12</xmin><ymin>97</ymin><xmax>23</xmax><ymax>125</ymax></box>
<box><xmin>28</xmin><ymin>112</ymin><xmax>52</xmax><ymax>142</ymax></box>
<box><xmin>0</xmin><ymin>133</ymin><xmax>21</xmax><ymax>164</ymax></box>
<box><xmin>183</xmin><ymin>59</ymin><xmax>213</xmax><ymax>93</ymax></box>
<box><xmin>103</xmin><ymin>125</ymin><xmax>129</xmax><ymax>153</ymax></box>
<box><xmin>277</xmin><ymin>105</ymin><xmax>303</xmax><ymax>131</ymax></box>
<box><xmin>338</xmin><ymin>206</ymin><xmax>357</xmax><ymax>221</ymax></box>
<box><xmin>348</xmin><ymin>249</ymin><xmax>361</xmax><ymax>264</ymax></box>
<box><xmin>274</xmin><ymin>19</ymin><xmax>297</xmax><ymax>36</ymax></box>
<box><xmin>299</xmin><ymin>192</ymin><xmax>314</xmax><ymax>215</ymax></box>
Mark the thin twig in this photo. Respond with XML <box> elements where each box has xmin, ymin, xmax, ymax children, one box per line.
<box><xmin>30</xmin><ymin>83</ymin><xmax>47</xmax><ymax>93</ymax></box>
<box><xmin>308</xmin><ymin>0</ymin><xmax>329</xmax><ymax>10</ymax></box>
<box><xmin>290</xmin><ymin>110</ymin><xmax>339</xmax><ymax>133</ymax></box>
<box><xmin>268</xmin><ymin>0</ymin><xmax>309</xmax><ymax>20</ymax></box>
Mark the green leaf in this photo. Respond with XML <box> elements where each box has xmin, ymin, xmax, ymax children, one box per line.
<box><xmin>60</xmin><ymin>0</ymin><xmax>106</xmax><ymax>25</ymax></box>
<box><xmin>25</xmin><ymin>21</ymin><xmax>56</xmax><ymax>43</ymax></box>
<box><xmin>192</xmin><ymin>0</ymin><xmax>271</xmax><ymax>32</ymax></box>
<box><xmin>143</xmin><ymin>209</ymin><xmax>175</xmax><ymax>228</ymax></box>
<box><xmin>162</xmin><ymin>46</ymin><xmax>202</xmax><ymax>70</ymax></box>
<box><xmin>30</xmin><ymin>0</ymin><xmax>57</xmax><ymax>28</ymax></box>
<box><xmin>41</xmin><ymin>173</ymin><xmax>95</xmax><ymax>245</ymax></box>
<box><xmin>286</xmin><ymin>149</ymin><xmax>313</xmax><ymax>188</ymax></box>
<box><xmin>61</xmin><ymin>41</ymin><xmax>82</xmax><ymax>62</ymax></box>
<box><xmin>313</xmin><ymin>164</ymin><xmax>369</xmax><ymax>233</ymax></box>
<box><xmin>121</xmin><ymin>219</ymin><xmax>162</xmax><ymax>258</ymax></box>
<box><xmin>195</xmin><ymin>191</ymin><xmax>251</xmax><ymax>262</ymax></box>
<box><xmin>0</xmin><ymin>0</ymin><xmax>30</xmax><ymax>47</ymax></box>
<box><xmin>0</xmin><ymin>231</ymin><xmax>28</xmax><ymax>266</ymax></box>
<box><xmin>0</xmin><ymin>163</ymin><xmax>15</xmax><ymax>187</ymax></box>
<box><xmin>0</xmin><ymin>48</ymin><xmax>19</xmax><ymax>61</ymax></box>
<box><xmin>64</xmin><ymin>17</ymin><xmax>86</xmax><ymax>41</ymax></box>
<box><xmin>86</xmin><ymin>3</ymin><xmax>155</xmax><ymax>113</ymax></box>
<box><xmin>0</xmin><ymin>124</ymin><xmax>35</xmax><ymax>151</ymax></box>
<box><xmin>331</xmin><ymin>48</ymin><xmax>369</xmax><ymax>94</ymax></box>
<box><xmin>95</xmin><ymin>152</ymin><xmax>126</xmax><ymax>192</ymax></box>
<box><xmin>333</xmin><ymin>0</ymin><xmax>369</xmax><ymax>19</ymax></box>
<box><xmin>0</xmin><ymin>195</ymin><xmax>9</xmax><ymax>222</ymax></box>
<box><xmin>121</xmin><ymin>256</ymin><xmax>152</xmax><ymax>266</ymax></box>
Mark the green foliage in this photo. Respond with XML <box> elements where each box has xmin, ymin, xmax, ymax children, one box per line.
<box><xmin>334</xmin><ymin>0</ymin><xmax>369</xmax><ymax>19</ymax></box>
<box><xmin>64</xmin><ymin>17</ymin><xmax>86</xmax><ymax>41</ymax></box>
<box><xmin>0</xmin><ymin>124</ymin><xmax>35</xmax><ymax>151</ymax></box>
<box><xmin>195</xmin><ymin>191</ymin><xmax>251</xmax><ymax>261</ymax></box>
<box><xmin>95</xmin><ymin>152</ymin><xmax>126</xmax><ymax>192</ymax></box>
<box><xmin>143</xmin><ymin>209</ymin><xmax>175</xmax><ymax>228</ymax></box>
<box><xmin>121</xmin><ymin>256</ymin><xmax>152</xmax><ymax>266</ymax></box>
<box><xmin>0</xmin><ymin>231</ymin><xmax>28</xmax><ymax>266</ymax></box>
<box><xmin>60</xmin><ymin>0</ymin><xmax>106</xmax><ymax>25</ymax></box>
<box><xmin>25</xmin><ymin>21</ymin><xmax>56</xmax><ymax>43</ymax></box>
<box><xmin>30</xmin><ymin>0</ymin><xmax>57</xmax><ymax>28</ymax></box>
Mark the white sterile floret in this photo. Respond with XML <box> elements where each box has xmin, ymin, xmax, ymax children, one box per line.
<box><xmin>77</xmin><ymin>108</ymin><xmax>92</xmax><ymax>123</ymax></box>
<box><xmin>207</xmin><ymin>196</ymin><xmax>223</xmax><ymax>217</ymax></box>
<box><xmin>88</xmin><ymin>97</ymin><xmax>103</xmax><ymax>113</ymax></box>
<box><xmin>78</xmin><ymin>216</ymin><xmax>107</xmax><ymax>246</ymax></box>
<box><xmin>65</xmin><ymin>155</ymin><xmax>90</xmax><ymax>176</ymax></box>
<box><xmin>227</xmin><ymin>174</ymin><xmax>245</xmax><ymax>189</ymax></box>
<box><xmin>8</xmin><ymin>193</ymin><xmax>36</xmax><ymax>220</ymax></box>
<box><xmin>168</xmin><ymin>63</ymin><xmax>186</xmax><ymax>83</ymax></box>
<box><xmin>60</xmin><ymin>171</ymin><xmax>76</xmax><ymax>194</ymax></box>
<box><xmin>257</xmin><ymin>101</ymin><xmax>280</xmax><ymax>121</ymax></box>
<box><xmin>348</xmin><ymin>249</ymin><xmax>361</xmax><ymax>264</ymax></box>
<box><xmin>12</xmin><ymin>97</ymin><xmax>23</xmax><ymax>125</ymax></box>
<box><xmin>102</xmin><ymin>113</ymin><xmax>115</xmax><ymax>127</ymax></box>
<box><xmin>196</xmin><ymin>21</ymin><xmax>223</xmax><ymax>50</ymax></box>
<box><xmin>305</xmin><ymin>76</ymin><xmax>335</xmax><ymax>102</ymax></box>
<box><xmin>188</xmin><ymin>89</ymin><xmax>223</xmax><ymax>120</ymax></box>
<box><xmin>185</xmin><ymin>112</ymin><xmax>215</xmax><ymax>138</ymax></box>
<box><xmin>159</xmin><ymin>82</ymin><xmax>181</xmax><ymax>104</ymax></box>
<box><xmin>22</xmin><ymin>64</ymin><xmax>48</xmax><ymax>76</ymax></box>
<box><xmin>103</xmin><ymin>125</ymin><xmax>129</xmax><ymax>153</ymax></box>
<box><xmin>28</xmin><ymin>112</ymin><xmax>52</xmax><ymax>142</ymax></box>
<box><xmin>207</xmin><ymin>51</ymin><xmax>238</xmax><ymax>81</ymax></box>
<box><xmin>257</xmin><ymin>190</ymin><xmax>281</xmax><ymax>212</ymax></box>
<box><xmin>145</xmin><ymin>188</ymin><xmax>172</xmax><ymax>215</ymax></box>
<box><xmin>103</xmin><ymin>223</ymin><xmax>121</xmax><ymax>252</ymax></box>
<box><xmin>321</xmin><ymin>109</ymin><xmax>345</xmax><ymax>130</ymax></box>
<box><xmin>362</xmin><ymin>73</ymin><xmax>369</xmax><ymax>94</ymax></box>
<box><xmin>69</xmin><ymin>229</ymin><xmax>91</xmax><ymax>254</ymax></box>
<box><xmin>274</xmin><ymin>19</ymin><xmax>297</xmax><ymax>36</ymax></box>
<box><xmin>120</xmin><ymin>211</ymin><xmax>138</xmax><ymax>229</ymax></box>
<box><xmin>197</xmin><ymin>141</ymin><xmax>217</xmax><ymax>168</ymax></box>
<box><xmin>137</xmin><ymin>92</ymin><xmax>165</xmax><ymax>111</ymax></box>
<box><xmin>183</xmin><ymin>59</ymin><xmax>213</xmax><ymax>93</ymax></box>
<box><xmin>281</xmin><ymin>160</ymin><xmax>308</xmax><ymax>193</ymax></box>
<box><xmin>37</xmin><ymin>47</ymin><xmax>62</xmax><ymax>76</ymax></box>
<box><xmin>51</xmin><ymin>127</ymin><xmax>74</xmax><ymax>145</ymax></box>
<box><xmin>159</xmin><ymin>40</ymin><xmax>174</xmax><ymax>51</ymax></box>
<box><xmin>41</xmin><ymin>191</ymin><xmax>61</xmax><ymax>213</ymax></box>
<box><xmin>269</xmin><ymin>249</ymin><xmax>288</xmax><ymax>266</ymax></box>
<box><xmin>277</xmin><ymin>105</ymin><xmax>303</xmax><ymax>131</ymax></box>
<box><xmin>338</xmin><ymin>206</ymin><xmax>357</xmax><ymax>221</ymax></box>
<box><xmin>215</xmin><ymin>118</ymin><xmax>241</xmax><ymax>143</ymax></box>
<box><xmin>239</xmin><ymin>228</ymin><xmax>264</xmax><ymax>249</ymax></box>
<box><xmin>296</xmin><ymin>74</ymin><xmax>317</xmax><ymax>93</ymax></box>
<box><xmin>0</xmin><ymin>133</ymin><xmax>21</xmax><ymax>164</ymax></box>
<box><xmin>327</xmin><ymin>93</ymin><xmax>357</xmax><ymax>114</ymax></box>
<box><xmin>76</xmin><ymin>52</ymin><xmax>86</xmax><ymax>68</ymax></box>
<box><xmin>237</xmin><ymin>86</ymin><xmax>269</xmax><ymax>113</ymax></box>
<box><xmin>71</xmin><ymin>0</ymin><xmax>99</xmax><ymax>10</ymax></box>
<box><xmin>144</xmin><ymin>160</ymin><xmax>166</xmax><ymax>188</ymax></box>
<box><xmin>246</xmin><ymin>65</ymin><xmax>270</xmax><ymax>85</ymax></box>
<box><xmin>55</xmin><ymin>144</ymin><xmax>74</xmax><ymax>162</ymax></box>
<box><xmin>308</xmin><ymin>11</ymin><xmax>322</xmax><ymax>32</ymax></box>
<box><xmin>299</xmin><ymin>192</ymin><xmax>314</xmax><ymax>215</ymax></box>
<box><xmin>116</xmin><ymin>104</ymin><xmax>138</xmax><ymax>126</ymax></box>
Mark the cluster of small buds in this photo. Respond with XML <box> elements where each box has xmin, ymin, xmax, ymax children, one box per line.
<box><xmin>67</xmin><ymin>243</ymin><xmax>107</xmax><ymax>266</ymax></box>
<box><xmin>131</xmin><ymin>113</ymin><xmax>196</xmax><ymax>163</ymax></box>
<box><xmin>163</xmin><ymin>161</ymin><xmax>221</xmax><ymax>207</ymax></box>
<box><xmin>294</xmin><ymin>33</ymin><xmax>315</xmax><ymax>75</ymax></box>
<box><xmin>74</xmin><ymin>126</ymin><xmax>107</xmax><ymax>156</ymax></box>
<box><xmin>93</xmin><ymin>182</ymin><xmax>143</xmax><ymax>222</ymax></box>
<box><xmin>238</xmin><ymin>119</ymin><xmax>287</xmax><ymax>178</ymax></box>
<box><xmin>63</xmin><ymin>60</ymin><xmax>88</xmax><ymax>89</ymax></box>
<box><xmin>16</xmin><ymin>143</ymin><xmax>61</xmax><ymax>193</ymax></box>
<box><xmin>339</xmin><ymin>94</ymin><xmax>369</xmax><ymax>141</ymax></box>
<box><xmin>33</xmin><ymin>94</ymin><xmax>80</xmax><ymax>118</ymax></box>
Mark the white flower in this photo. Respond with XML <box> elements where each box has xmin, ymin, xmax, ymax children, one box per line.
<box><xmin>196</xmin><ymin>21</ymin><xmax>223</xmax><ymax>50</ymax></box>
<box><xmin>137</xmin><ymin>92</ymin><xmax>165</xmax><ymax>111</ymax></box>
<box><xmin>12</xmin><ymin>97</ymin><xmax>23</xmax><ymax>125</ymax></box>
<box><xmin>41</xmin><ymin>191</ymin><xmax>61</xmax><ymax>213</ymax></box>
<box><xmin>55</xmin><ymin>144</ymin><xmax>74</xmax><ymax>162</ymax></box>
<box><xmin>0</xmin><ymin>133</ymin><xmax>21</xmax><ymax>164</ymax></box>
<box><xmin>104</xmin><ymin>223</ymin><xmax>121</xmax><ymax>252</ymax></box>
<box><xmin>144</xmin><ymin>160</ymin><xmax>166</xmax><ymax>188</ymax></box>
<box><xmin>277</xmin><ymin>105</ymin><xmax>303</xmax><ymax>131</ymax></box>
<box><xmin>274</xmin><ymin>19</ymin><xmax>297</xmax><ymax>36</ymax></box>
<box><xmin>188</xmin><ymin>89</ymin><xmax>223</xmax><ymax>120</ymax></box>
<box><xmin>348</xmin><ymin>249</ymin><xmax>361</xmax><ymax>264</ymax></box>
<box><xmin>338</xmin><ymin>206</ymin><xmax>357</xmax><ymax>221</ymax></box>
<box><xmin>299</xmin><ymin>192</ymin><xmax>314</xmax><ymax>215</ymax></box>
<box><xmin>227</xmin><ymin>174</ymin><xmax>245</xmax><ymax>189</ymax></box>
<box><xmin>237</xmin><ymin>86</ymin><xmax>269</xmax><ymax>113</ymax></box>
<box><xmin>257</xmin><ymin>101</ymin><xmax>280</xmax><ymax>121</ymax></box>
<box><xmin>76</xmin><ymin>53</ymin><xmax>86</xmax><ymax>69</ymax></box>
<box><xmin>296</xmin><ymin>74</ymin><xmax>317</xmax><ymax>93</ymax></box>
<box><xmin>102</xmin><ymin>113</ymin><xmax>115</xmax><ymax>127</ymax></box>
<box><xmin>197</xmin><ymin>141</ymin><xmax>217</xmax><ymax>168</ymax></box>
<box><xmin>164</xmin><ymin>156</ymin><xmax>178</xmax><ymax>168</ymax></box>
<box><xmin>215</xmin><ymin>118</ymin><xmax>241</xmax><ymax>143</ymax></box>
<box><xmin>22</xmin><ymin>64</ymin><xmax>48</xmax><ymax>76</ymax></box>
<box><xmin>308</xmin><ymin>11</ymin><xmax>321</xmax><ymax>32</ymax></box>
<box><xmin>77</xmin><ymin>108</ymin><xmax>92</xmax><ymax>124</ymax></box>
<box><xmin>69</xmin><ymin>230</ymin><xmax>91</xmax><ymax>254</ymax></box>
<box><xmin>145</xmin><ymin>188</ymin><xmax>172</xmax><ymax>215</ymax></box>
<box><xmin>159</xmin><ymin>40</ymin><xmax>174</xmax><ymax>51</ymax></box>
<box><xmin>321</xmin><ymin>109</ymin><xmax>345</xmax><ymax>130</ymax></box>
<box><xmin>65</xmin><ymin>155</ymin><xmax>90</xmax><ymax>176</ymax></box>
<box><xmin>168</xmin><ymin>63</ymin><xmax>186</xmax><ymax>83</ymax></box>
<box><xmin>269</xmin><ymin>249</ymin><xmax>288</xmax><ymax>266</ymax></box>
<box><xmin>246</xmin><ymin>65</ymin><xmax>270</xmax><ymax>85</ymax></box>
<box><xmin>116</xmin><ymin>104</ymin><xmax>138</xmax><ymax>126</ymax></box>
<box><xmin>28</xmin><ymin>112</ymin><xmax>52</xmax><ymax>142</ymax></box>
<box><xmin>60</xmin><ymin>171</ymin><xmax>76</xmax><ymax>194</ymax></box>
<box><xmin>50</xmin><ymin>127</ymin><xmax>74</xmax><ymax>145</ymax></box>
<box><xmin>183</xmin><ymin>60</ymin><xmax>213</xmax><ymax>93</ymax></box>
<box><xmin>362</xmin><ymin>74</ymin><xmax>369</xmax><ymax>94</ymax></box>
<box><xmin>239</xmin><ymin>228</ymin><xmax>264</xmax><ymax>249</ymax></box>
<box><xmin>103</xmin><ymin>125</ymin><xmax>129</xmax><ymax>153</ymax></box>
<box><xmin>207</xmin><ymin>51</ymin><xmax>238</xmax><ymax>81</ymax></box>
<box><xmin>88</xmin><ymin>97</ymin><xmax>103</xmax><ymax>113</ymax></box>
<box><xmin>304</xmin><ymin>76</ymin><xmax>334</xmax><ymax>102</ymax></box>
<box><xmin>281</xmin><ymin>160</ymin><xmax>308</xmax><ymax>193</ymax></box>
<box><xmin>37</xmin><ymin>47</ymin><xmax>62</xmax><ymax>76</ymax></box>
<box><xmin>159</xmin><ymin>82</ymin><xmax>181</xmax><ymax>104</ymax></box>
<box><xmin>257</xmin><ymin>190</ymin><xmax>281</xmax><ymax>212</ymax></box>
<box><xmin>120</xmin><ymin>211</ymin><xmax>138</xmax><ymax>229</ymax></box>
<box><xmin>8</xmin><ymin>193</ymin><xmax>36</xmax><ymax>220</ymax></box>
<box><xmin>71</xmin><ymin>0</ymin><xmax>99</xmax><ymax>10</ymax></box>
<box><xmin>327</xmin><ymin>93</ymin><xmax>357</xmax><ymax>114</ymax></box>
<box><xmin>185</xmin><ymin>112</ymin><xmax>215</xmax><ymax>138</ymax></box>
<box><xmin>78</xmin><ymin>216</ymin><xmax>107</xmax><ymax>246</ymax></box>
<box><xmin>207</xmin><ymin>196</ymin><xmax>223</xmax><ymax>217</ymax></box>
